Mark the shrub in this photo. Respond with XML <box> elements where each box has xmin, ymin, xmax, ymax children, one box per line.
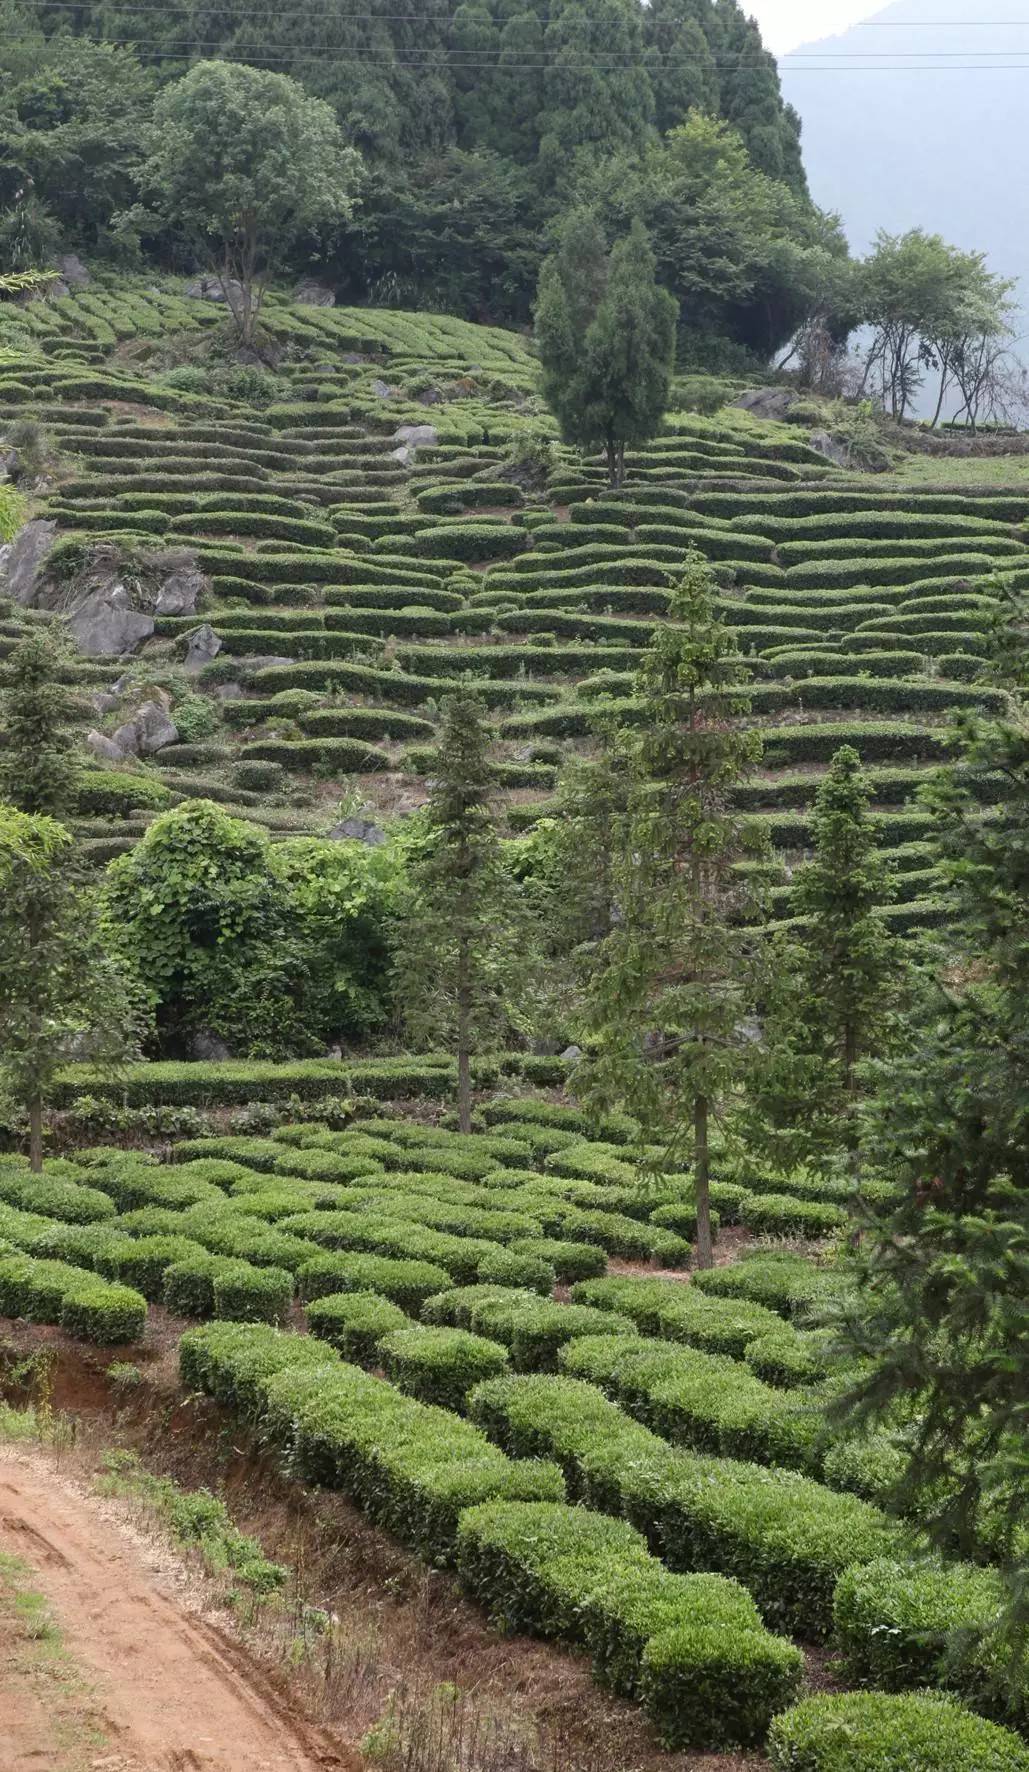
<box><xmin>297</xmin><ymin>1251</ymin><xmax>451</xmax><ymax>1314</ymax></box>
<box><xmin>470</xmin><ymin>1373</ymin><xmax>901</xmax><ymax>1640</ymax></box>
<box><xmin>179</xmin><ymin>1320</ymin><xmax>331</xmax><ymax>1418</ymax></box>
<box><xmin>571</xmin><ymin>1275</ymin><xmax>783</xmax><ymax>1360</ymax></box>
<box><xmin>380</xmin><ymin>1324</ymin><xmax>510</xmax><ymax>1412</ymax></box>
<box><xmin>0</xmin><ymin>1254</ymin><xmax>84</xmax><ymax>1321</ymax></box>
<box><xmin>740</xmin><ymin>1193</ymin><xmax>847</xmax><ymax>1239</ymax></box>
<box><xmin>560</xmin><ymin>1334</ymin><xmax>821</xmax><ymax>1472</ymax></box>
<box><xmin>469</xmin><ymin>1294</ymin><xmax>637</xmax><ymax>1373</ymax></box>
<box><xmin>744</xmin><ymin>1329</ymin><xmax>826</xmax><ymax>1389</ymax></box>
<box><xmin>509</xmin><ymin>1237</ymin><xmax>606</xmax><ymax>1282</ymax></box>
<box><xmin>765</xmin><ymin>1691</ymin><xmax>1029</xmax><ymax>1772</ymax></box>
<box><xmin>691</xmin><ymin>1253</ymin><xmax>839</xmax><ymax>1322</ymax></box>
<box><xmin>833</xmin><ymin>1558</ymin><xmax>1025</xmax><ymax>1730</ymax></box>
<box><xmin>476</xmin><ymin>1247</ymin><xmax>555</xmax><ymax>1295</ymax></box>
<box><xmin>212</xmin><ymin>1261</ymin><xmax>293</xmax><ymax>1325</ymax></box>
<box><xmin>98</xmin><ymin>1235</ymin><xmax>209</xmax><ymax>1300</ymax></box>
<box><xmin>456</xmin><ymin>1500</ymin><xmax>801</xmax><ymax>1749</ymax></box>
<box><xmin>306</xmin><ymin>1289</ymin><xmax>408</xmax><ymax>1362</ymax></box>
<box><xmin>0</xmin><ymin>1170</ymin><xmax>116</xmax><ymax>1226</ymax></box>
<box><xmin>420</xmin><ymin>1283</ymin><xmax>535</xmax><ymax>1328</ymax></box>
<box><xmin>164</xmin><ymin>1253</ymin><xmax>230</xmax><ymax>1318</ymax></box>
<box><xmin>59</xmin><ymin>1279</ymin><xmax>147</xmax><ymax>1345</ymax></box>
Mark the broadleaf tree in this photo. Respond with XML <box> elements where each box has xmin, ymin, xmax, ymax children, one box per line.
<box><xmin>577</xmin><ymin>551</ymin><xmax>768</xmax><ymax>1265</ymax></box>
<box><xmin>535</xmin><ymin>209</ymin><xmax>677</xmax><ymax>486</ymax></box>
<box><xmin>133</xmin><ymin>60</ymin><xmax>362</xmax><ymax>346</ymax></box>
<box><xmin>393</xmin><ymin>693</ymin><xmax>533</xmax><ymax>1132</ymax></box>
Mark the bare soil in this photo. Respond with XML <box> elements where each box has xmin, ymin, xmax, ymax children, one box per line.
<box><xmin>0</xmin><ymin>1449</ymin><xmax>353</xmax><ymax>1772</ymax></box>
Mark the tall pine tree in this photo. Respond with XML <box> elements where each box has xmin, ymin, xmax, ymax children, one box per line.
<box><xmin>536</xmin><ymin>211</ymin><xmax>677</xmax><ymax>486</ymax></box>
<box><xmin>394</xmin><ymin>694</ymin><xmax>531</xmax><ymax>1132</ymax></box>
<box><xmin>833</xmin><ymin>589</ymin><xmax>1029</xmax><ymax>1635</ymax></box>
<box><xmin>579</xmin><ymin>552</ymin><xmax>767</xmax><ymax>1266</ymax></box>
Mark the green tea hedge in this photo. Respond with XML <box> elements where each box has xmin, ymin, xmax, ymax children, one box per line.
<box><xmin>456</xmin><ymin>1499</ymin><xmax>801</xmax><ymax>1749</ymax></box>
<box><xmin>306</xmin><ymin>1288</ymin><xmax>408</xmax><ymax>1361</ymax></box>
<box><xmin>766</xmin><ymin>1691</ymin><xmax>1029</xmax><ymax>1772</ymax></box>
<box><xmin>379</xmin><ymin>1323</ymin><xmax>510</xmax><ymax>1411</ymax></box>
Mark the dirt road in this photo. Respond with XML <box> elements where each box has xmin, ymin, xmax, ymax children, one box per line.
<box><xmin>0</xmin><ymin>1453</ymin><xmax>353</xmax><ymax>1772</ymax></box>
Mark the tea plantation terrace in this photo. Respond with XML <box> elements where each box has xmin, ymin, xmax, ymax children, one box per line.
<box><xmin>1</xmin><ymin>279</ymin><xmax>1022</xmax><ymax>928</ymax></box>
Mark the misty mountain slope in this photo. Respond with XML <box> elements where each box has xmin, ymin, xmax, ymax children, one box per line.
<box><xmin>782</xmin><ymin>0</ymin><xmax>1029</xmax><ymax>344</ymax></box>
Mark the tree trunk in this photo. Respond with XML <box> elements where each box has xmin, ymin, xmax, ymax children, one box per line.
<box><xmin>28</xmin><ymin>1095</ymin><xmax>43</xmax><ymax>1174</ymax></box>
<box><xmin>843</xmin><ymin>1020</ymin><xmax>858</xmax><ymax>1091</ymax></box>
<box><xmin>457</xmin><ymin>933</ymin><xmax>472</xmax><ymax>1135</ymax></box>
<box><xmin>605</xmin><ymin>434</ymin><xmax>619</xmax><ymax>489</ymax></box>
<box><xmin>694</xmin><ymin>1092</ymin><xmax>714</xmax><ymax>1270</ymax></box>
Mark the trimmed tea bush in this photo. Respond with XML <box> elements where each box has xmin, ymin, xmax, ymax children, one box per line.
<box><xmin>212</xmin><ymin>1261</ymin><xmax>293</xmax><ymax>1324</ymax></box>
<box><xmin>379</xmin><ymin>1324</ymin><xmax>510</xmax><ymax>1412</ymax></box>
<box><xmin>571</xmin><ymin>1274</ymin><xmax>784</xmax><ymax>1360</ymax></box>
<box><xmin>98</xmin><ymin>1235</ymin><xmax>209</xmax><ymax>1300</ymax></box>
<box><xmin>833</xmin><ymin>1558</ymin><xmax>1025</xmax><ymax>1730</ymax></box>
<box><xmin>766</xmin><ymin>1691</ymin><xmax>1029</xmax><ymax>1772</ymax></box>
<box><xmin>476</xmin><ymin>1246</ymin><xmax>555</xmax><ymax>1295</ymax></box>
<box><xmin>509</xmin><ymin>1236</ymin><xmax>606</xmax><ymax>1282</ymax></box>
<box><xmin>60</xmin><ymin>1278</ymin><xmax>147</xmax><ymax>1344</ymax></box>
<box><xmin>456</xmin><ymin>1500</ymin><xmax>801</xmax><ymax>1749</ymax></box>
<box><xmin>297</xmin><ymin>1250</ymin><xmax>452</xmax><ymax>1314</ymax></box>
<box><xmin>469</xmin><ymin>1294</ymin><xmax>637</xmax><ymax>1373</ymax></box>
<box><xmin>306</xmin><ymin>1289</ymin><xmax>408</xmax><ymax>1362</ymax></box>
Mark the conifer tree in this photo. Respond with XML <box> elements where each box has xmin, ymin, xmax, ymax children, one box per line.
<box><xmin>536</xmin><ymin>212</ymin><xmax>677</xmax><ymax>486</ymax></box>
<box><xmin>744</xmin><ymin>747</ymin><xmax>901</xmax><ymax>1169</ymax></box>
<box><xmin>833</xmin><ymin>590</ymin><xmax>1029</xmax><ymax>1633</ymax></box>
<box><xmin>579</xmin><ymin>553</ymin><xmax>766</xmax><ymax>1266</ymax></box>
<box><xmin>394</xmin><ymin>694</ymin><xmax>530</xmax><ymax>1132</ymax></box>
<box><xmin>0</xmin><ymin>626</ymin><xmax>132</xmax><ymax>1168</ymax></box>
<box><xmin>0</xmin><ymin>624</ymin><xmax>81</xmax><ymax>818</ymax></box>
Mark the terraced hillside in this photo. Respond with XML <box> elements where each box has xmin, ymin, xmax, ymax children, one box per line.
<box><xmin>1</xmin><ymin>277</ymin><xmax>1023</xmax><ymax>925</ymax></box>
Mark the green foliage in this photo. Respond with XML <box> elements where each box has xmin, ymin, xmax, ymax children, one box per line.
<box><xmin>134</xmin><ymin>61</ymin><xmax>361</xmax><ymax>344</ymax></box>
<box><xmin>475</xmin><ymin>1246</ymin><xmax>555</xmax><ymax>1295</ymax></box>
<box><xmin>832</xmin><ymin>590</ymin><xmax>1029</xmax><ymax>1638</ymax></box>
<box><xmin>379</xmin><ymin>1323</ymin><xmax>509</xmax><ymax>1412</ymax></box>
<box><xmin>59</xmin><ymin>1278</ymin><xmax>146</xmax><ymax>1344</ymax></box>
<box><xmin>393</xmin><ymin>695</ymin><xmax>534</xmax><ymax>1131</ymax></box>
<box><xmin>298</xmin><ymin>1251</ymin><xmax>451</xmax><ymax>1315</ymax></box>
<box><xmin>306</xmin><ymin>1289</ymin><xmax>408</xmax><ymax>1362</ymax></box>
<box><xmin>834</xmin><ymin>1558</ymin><xmax>1026</xmax><ymax>1731</ymax></box>
<box><xmin>212</xmin><ymin>1261</ymin><xmax>292</xmax><ymax>1325</ymax></box>
<box><xmin>766</xmin><ymin>1691</ymin><xmax>1029</xmax><ymax>1772</ymax></box>
<box><xmin>576</xmin><ymin>553</ymin><xmax>767</xmax><ymax>1266</ymax></box>
<box><xmin>535</xmin><ymin>211</ymin><xmax>676</xmax><ymax>487</ymax></box>
<box><xmin>455</xmin><ymin>1499</ymin><xmax>800</xmax><ymax>1748</ymax></box>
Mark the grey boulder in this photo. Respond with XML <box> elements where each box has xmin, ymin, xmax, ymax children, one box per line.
<box><xmin>293</xmin><ymin>277</ymin><xmax>336</xmax><ymax>307</ymax></box>
<box><xmin>86</xmin><ymin>729</ymin><xmax>129</xmax><ymax>763</ymax></box>
<box><xmin>734</xmin><ymin>388</ymin><xmax>797</xmax><ymax>423</ymax></box>
<box><xmin>0</xmin><ymin>519</ymin><xmax>57</xmax><ymax>606</ymax></box>
<box><xmin>329</xmin><ymin>817</ymin><xmax>387</xmax><ymax>847</ymax></box>
<box><xmin>808</xmin><ymin>428</ymin><xmax>852</xmax><ymax>468</ymax></box>
<box><xmin>182</xmin><ymin>623</ymin><xmax>222</xmax><ymax>671</ymax></box>
<box><xmin>185</xmin><ymin>274</ymin><xmax>245</xmax><ymax>311</ymax></box>
<box><xmin>56</xmin><ymin>253</ymin><xmax>90</xmax><ymax>289</ymax></box>
<box><xmin>156</xmin><ymin>564</ymin><xmax>206</xmax><ymax>616</ymax></box>
<box><xmin>69</xmin><ymin>584</ymin><xmax>154</xmax><ymax>658</ymax></box>
<box><xmin>111</xmin><ymin>700</ymin><xmax>179</xmax><ymax>757</ymax></box>
<box><xmin>393</xmin><ymin>423</ymin><xmax>438</xmax><ymax>450</ymax></box>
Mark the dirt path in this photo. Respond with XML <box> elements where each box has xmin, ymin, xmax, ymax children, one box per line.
<box><xmin>0</xmin><ymin>1453</ymin><xmax>353</xmax><ymax>1772</ymax></box>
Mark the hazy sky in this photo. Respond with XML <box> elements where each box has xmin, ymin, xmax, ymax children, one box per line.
<box><xmin>747</xmin><ymin>2</ymin><xmax>881</xmax><ymax>54</ymax></box>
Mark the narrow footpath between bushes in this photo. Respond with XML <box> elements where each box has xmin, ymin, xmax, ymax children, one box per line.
<box><xmin>0</xmin><ymin>1450</ymin><xmax>352</xmax><ymax>1772</ymax></box>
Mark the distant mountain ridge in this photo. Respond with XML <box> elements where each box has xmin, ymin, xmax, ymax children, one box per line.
<box><xmin>782</xmin><ymin>0</ymin><xmax>1029</xmax><ymax>351</ymax></box>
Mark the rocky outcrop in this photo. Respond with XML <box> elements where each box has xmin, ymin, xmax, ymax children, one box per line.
<box><xmin>808</xmin><ymin>428</ymin><xmax>852</xmax><ymax>468</ymax></box>
<box><xmin>68</xmin><ymin>583</ymin><xmax>154</xmax><ymax>658</ymax></box>
<box><xmin>155</xmin><ymin>560</ymin><xmax>206</xmax><ymax>616</ymax></box>
<box><xmin>181</xmin><ymin>623</ymin><xmax>222</xmax><ymax>672</ymax></box>
<box><xmin>293</xmin><ymin>277</ymin><xmax>335</xmax><ymax>307</ymax></box>
<box><xmin>185</xmin><ymin>274</ymin><xmax>245</xmax><ymax>313</ymax></box>
<box><xmin>0</xmin><ymin>519</ymin><xmax>58</xmax><ymax>606</ymax></box>
<box><xmin>329</xmin><ymin>817</ymin><xmax>387</xmax><ymax>847</ymax></box>
<box><xmin>111</xmin><ymin>699</ymin><xmax>179</xmax><ymax>757</ymax></box>
<box><xmin>86</xmin><ymin>729</ymin><xmax>130</xmax><ymax>763</ymax></box>
<box><xmin>734</xmin><ymin>388</ymin><xmax>798</xmax><ymax>423</ymax></box>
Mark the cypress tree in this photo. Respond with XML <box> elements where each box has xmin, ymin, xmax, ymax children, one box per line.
<box><xmin>0</xmin><ymin>624</ymin><xmax>81</xmax><ymax>818</ymax></box>
<box><xmin>579</xmin><ymin>552</ymin><xmax>767</xmax><ymax>1266</ymax></box>
<box><xmin>393</xmin><ymin>693</ymin><xmax>532</xmax><ymax>1132</ymax></box>
<box><xmin>536</xmin><ymin>212</ymin><xmax>677</xmax><ymax>487</ymax></box>
<box><xmin>832</xmin><ymin>593</ymin><xmax>1029</xmax><ymax>1629</ymax></box>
